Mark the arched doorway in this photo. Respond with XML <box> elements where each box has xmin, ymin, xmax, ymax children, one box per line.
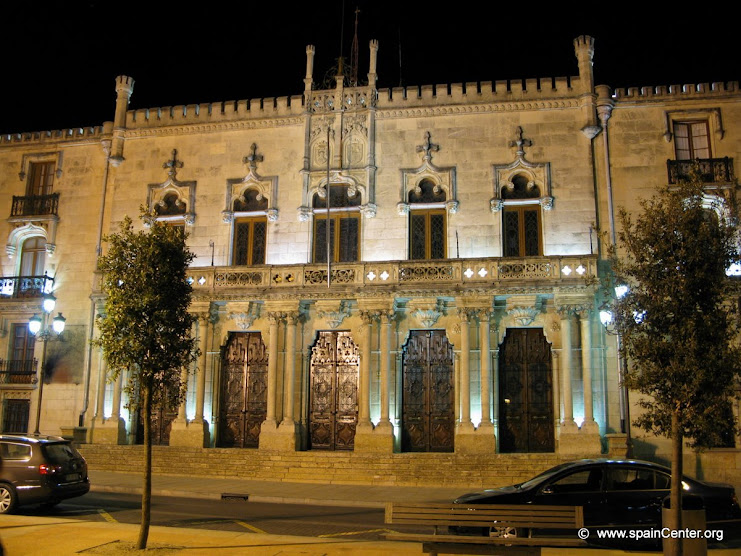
<box><xmin>401</xmin><ymin>330</ymin><xmax>455</xmax><ymax>452</ymax></box>
<box><xmin>217</xmin><ymin>332</ymin><xmax>268</xmax><ymax>448</ymax></box>
<box><xmin>309</xmin><ymin>331</ymin><xmax>359</xmax><ymax>450</ymax></box>
<box><xmin>498</xmin><ymin>328</ymin><xmax>554</xmax><ymax>453</ymax></box>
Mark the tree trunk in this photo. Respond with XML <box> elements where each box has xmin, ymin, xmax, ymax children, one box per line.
<box><xmin>664</xmin><ymin>409</ymin><xmax>683</xmax><ymax>556</ymax></box>
<box><xmin>137</xmin><ymin>382</ymin><xmax>152</xmax><ymax>549</ymax></box>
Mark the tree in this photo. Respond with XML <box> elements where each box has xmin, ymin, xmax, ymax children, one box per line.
<box><xmin>94</xmin><ymin>215</ymin><xmax>198</xmax><ymax>550</ymax></box>
<box><xmin>611</xmin><ymin>170</ymin><xmax>740</xmax><ymax>555</ymax></box>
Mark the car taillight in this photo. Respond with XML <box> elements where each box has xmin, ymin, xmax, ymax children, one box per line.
<box><xmin>39</xmin><ymin>464</ymin><xmax>63</xmax><ymax>475</ymax></box>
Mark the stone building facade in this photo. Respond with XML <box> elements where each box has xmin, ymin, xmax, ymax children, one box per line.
<box><xmin>0</xmin><ymin>36</ymin><xmax>738</xmax><ymax>484</ymax></box>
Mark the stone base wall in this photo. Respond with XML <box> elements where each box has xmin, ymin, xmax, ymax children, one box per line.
<box><xmin>79</xmin><ymin>445</ymin><xmax>575</xmax><ymax>489</ymax></box>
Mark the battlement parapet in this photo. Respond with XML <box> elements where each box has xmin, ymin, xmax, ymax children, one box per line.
<box><xmin>613</xmin><ymin>81</ymin><xmax>740</xmax><ymax>100</ymax></box>
<box><xmin>375</xmin><ymin>76</ymin><xmax>578</xmax><ymax>109</ymax></box>
<box><xmin>0</xmin><ymin>126</ymin><xmax>105</xmax><ymax>146</ymax></box>
<box><xmin>127</xmin><ymin>95</ymin><xmax>305</xmax><ymax>128</ymax></box>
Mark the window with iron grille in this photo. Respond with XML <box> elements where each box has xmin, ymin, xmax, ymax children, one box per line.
<box><xmin>674</xmin><ymin>121</ymin><xmax>711</xmax><ymax>160</ymax></box>
<box><xmin>312</xmin><ymin>185</ymin><xmax>361</xmax><ymax>263</ymax></box>
<box><xmin>503</xmin><ymin>205</ymin><xmax>541</xmax><ymax>257</ymax></box>
<box><xmin>2</xmin><ymin>400</ymin><xmax>30</xmax><ymax>433</ymax></box>
<box><xmin>26</xmin><ymin>161</ymin><xmax>55</xmax><ymax>196</ymax></box>
<box><xmin>233</xmin><ymin>217</ymin><xmax>267</xmax><ymax>266</ymax></box>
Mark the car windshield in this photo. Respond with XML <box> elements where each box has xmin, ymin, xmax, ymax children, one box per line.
<box><xmin>42</xmin><ymin>443</ymin><xmax>79</xmax><ymax>464</ymax></box>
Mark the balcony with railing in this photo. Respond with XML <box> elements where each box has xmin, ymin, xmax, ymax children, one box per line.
<box><xmin>179</xmin><ymin>255</ymin><xmax>599</xmax><ymax>296</ymax></box>
<box><xmin>667</xmin><ymin>158</ymin><xmax>735</xmax><ymax>185</ymax></box>
<box><xmin>10</xmin><ymin>192</ymin><xmax>60</xmax><ymax>217</ymax></box>
<box><xmin>0</xmin><ymin>275</ymin><xmax>54</xmax><ymax>299</ymax></box>
<box><xmin>0</xmin><ymin>359</ymin><xmax>37</xmax><ymax>385</ymax></box>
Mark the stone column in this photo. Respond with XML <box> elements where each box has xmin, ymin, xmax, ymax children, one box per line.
<box><xmin>357</xmin><ymin>310</ymin><xmax>374</xmax><ymax>428</ymax></box>
<box><xmin>558</xmin><ymin>307</ymin><xmax>577</xmax><ymax>431</ymax></box>
<box><xmin>377</xmin><ymin>310</ymin><xmax>394</xmax><ymax>432</ymax></box>
<box><xmin>492</xmin><ymin>349</ymin><xmax>500</xmax><ymax>432</ymax></box>
<box><xmin>170</xmin><ymin>311</ymin><xmax>210</xmax><ymax>447</ymax></box>
<box><xmin>578</xmin><ymin>309</ymin><xmax>602</xmax><ymax>454</ymax></box>
<box><xmin>94</xmin><ymin>358</ymin><xmax>108</xmax><ymax>422</ymax></box>
<box><xmin>281</xmin><ymin>312</ymin><xmax>298</xmax><ymax>426</ymax></box>
<box><xmin>264</xmin><ymin>312</ymin><xmax>282</xmax><ymax>428</ymax></box>
<box><xmin>111</xmin><ymin>76</ymin><xmax>134</xmax><ymax>165</ymax></box>
<box><xmin>194</xmin><ymin>312</ymin><xmax>210</xmax><ymax>422</ymax></box>
<box><xmin>459</xmin><ymin>309</ymin><xmax>473</xmax><ymax>427</ymax></box>
<box><xmin>579</xmin><ymin>308</ymin><xmax>598</xmax><ymax>431</ymax></box>
<box><xmin>478</xmin><ymin>310</ymin><xmax>495</xmax><ymax>436</ymax></box>
<box><xmin>551</xmin><ymin>349</ymin><xmax>562</xmax><ymax>427</ymax></box>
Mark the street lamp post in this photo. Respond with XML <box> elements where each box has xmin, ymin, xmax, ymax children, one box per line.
<box><xmin>29</xmin><ymin>292</ymin><xmax>66</xmax><ymax>435</ymax></box>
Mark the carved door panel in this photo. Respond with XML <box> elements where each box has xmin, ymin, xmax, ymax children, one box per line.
<box><xmin>499</xmin><ymin>328</ymin><xmax>554</xmax><ymax>453</ymax></box>
<box><xmin>401</xmin><ymin>330</ymin><xmax>455</xmax><ymax>452</ymax></box>
<box><xmin>309</xmin><ymin>331</ymin><xmax>359</xmax><ymax>450</ymax></box>
<box><xmin>135</xmin><ymin>391</ymin><xmax>176</xmax><ymax>446</ymax></box>
<box><xmin>217</xmin><ymin>332</ymin><xmax>268</xmax><ymax>448</ymax></box>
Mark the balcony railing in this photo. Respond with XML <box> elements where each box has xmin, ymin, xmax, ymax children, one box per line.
<box><xmin>181</xmin><ymin>255</ymin><xmax>598</xmax><ymax>294</ymax></box>
<box><xmin>0</xmin><ymin>359</ymin><xmax>37</xmax><ymax>385</ymax></box>
<box><xmin>10</xmin><ymin>192</ymin><xmax>60</xmax><ymax>217</ymax></box>
<box><xmin>667</xmin><ymin>158</ymin><xmax>735</xmax><ymax>185</ymax></box>
<box><xmin>0</xmin><ymin>275</ymin><xmax>54</xmax><ymax>299</ymax></box>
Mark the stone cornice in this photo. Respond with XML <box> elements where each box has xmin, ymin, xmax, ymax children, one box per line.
<box><xmin>376</xmin><ymin>99</ymin><xmax>581</xmax><ymax>120</ymax></box>
<box><xmin>123</xmin><ymin>117</ymin><xmax>305</xmax><ymax>139</ymax></box>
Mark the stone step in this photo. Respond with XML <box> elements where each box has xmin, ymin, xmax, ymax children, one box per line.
<box><xmin>78</xmin><ymin>444</ymin><xmax>572</xmax><ymax>488</ymax></box>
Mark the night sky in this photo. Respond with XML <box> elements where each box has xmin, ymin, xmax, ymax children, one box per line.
<box><xmin>2</xmin><ymin>1</ymin><xmax>738</xmax><ymax>135</ymax></box>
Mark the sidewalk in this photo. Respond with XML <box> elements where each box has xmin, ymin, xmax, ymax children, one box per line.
<box><xmin>0</xmin><ymin>471</ymin><xmax>737</xmax><ymax>555</ymax></box>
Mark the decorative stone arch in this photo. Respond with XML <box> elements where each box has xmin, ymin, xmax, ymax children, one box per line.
<box><xmin>147</xmin><ymin>180</ymin><xmax>196</xmax><ymax>226</ymax></box>
<box><xmin>491</xmin><ymin>127</ymin><xmax>553</xmax><ymax>213</ymax></box>
<box><xmin>222</xmin><ymin>144</ymin><xmax>279</xmax><ymax>223</ymax></box>
<box><xmin>398</xmin><ymin>134</ymin><xmax>458</xmax><ymax>216</ymax></box>
<box><xmin>304</xmin><ymin>172</ymin><xmax>376</xmax><ymax>219</ymax></box>
<box><xmin>146</xmin><ymin>149</ymin><xmax>196</xmax><ymax>226</ymax></box>
<box><xmin>6</xmin><ymin>222</ymin><xmax>53</xmax><ymax>261</ymax></box>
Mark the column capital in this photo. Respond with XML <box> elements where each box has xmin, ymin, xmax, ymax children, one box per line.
<box><xmin>267</xmin><ymin>311</ymin><xmax>286</xmax><ymax>325</ymax></box>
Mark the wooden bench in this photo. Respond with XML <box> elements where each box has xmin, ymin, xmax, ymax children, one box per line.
<box><xmin>384</xmin><ymin>502</ymin><xmax>587</xmax><ymax>555</ymax></box>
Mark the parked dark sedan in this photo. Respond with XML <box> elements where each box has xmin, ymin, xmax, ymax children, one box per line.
<box><xmin>453</xmin><ymin>458</ymin><xmax>741</xmax><ymax>541</ymax></box>
<box><xmin>0</xmin><ymin>434</ymin><xmax>90</xmax><ymax>513</ymax></box>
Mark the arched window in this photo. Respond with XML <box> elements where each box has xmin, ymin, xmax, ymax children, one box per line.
<box><xmin>20</xmin><ymin>236</ymin><xmax>46</xmax><ymax>277</ymax></box>
<box><xmin>231</xmin><ymin>189</ymin><xmax>269</xmax><ymax>266</ymax></box>
<box><xmin>154</xmin><ymin>192</ymin><xmax>186</xmax><ymax>216</ymax></box>
<box><xmin>312</xmin><ymin>185</ymin><xmax>361</xmax><ymax>263</ymax></box>
<box><xmin>408</xmin><ymin>180</ymin><xmax>446</xmax><ymax>260</ymax></box>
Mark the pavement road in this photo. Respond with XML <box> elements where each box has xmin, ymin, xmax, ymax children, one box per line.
<box><xmin>12</xmin><ymin>491</ymin><xmax>406</xmax><ymax>541</ymax></box>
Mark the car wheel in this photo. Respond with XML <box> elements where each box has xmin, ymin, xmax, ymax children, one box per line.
<box><xmin>489</xmin><ymin>526</ymin><xmax>521</xmax><ymax>538</ymax></box>
<box><xmin>0</xmin><ymin>484</ymin><xmax>17</xmax><ymax>514</ymax></box>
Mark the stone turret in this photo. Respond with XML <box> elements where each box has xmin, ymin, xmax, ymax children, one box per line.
<box><xmin>573</xmin><ymin>36</ymin><xmax>599</xmax><ymax>134</ymax></box>
<box><xmin>368</xmin><ymin>39</ymin><xmax>379</xmax><ymax>89</ymax></box>
<box><xmin>111</xmin><ymin>75</ymin><xmax>135</xmax><ymax>165</ymax></box>
<box><xmin>304</xmin><ymin>45</ymin><xmax>315</xmax><ymax>94</ymax></box>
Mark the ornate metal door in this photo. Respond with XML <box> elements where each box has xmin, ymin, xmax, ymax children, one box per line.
<box><xmin>499</xmin><ymin>328</ymin><xmax>554</xmax><ymax>453</ymax></box>
<box><xmin>217</xmin><ymin>332</ymin><xmax>268</xmax><ymax>448</ymax></box>
<box><xmin>401</xmin><ymin>330</ymin><xmax>455</xmax><ymax>452</ymax></box>
<box><xmin>136</xmin><ymin>403</ymin><xmax>176</xmax><ymax>446</ymax></box>
<box><xmin>309</xmin><ymin>331</ymin><xmax>359</xmax><ymax>450</ymax></box>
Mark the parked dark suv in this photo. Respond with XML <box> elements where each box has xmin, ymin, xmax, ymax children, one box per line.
<box><xmin>0</xmin><ymin>434</ymin><xmax>89</xmax><ymax>513</ymax></box>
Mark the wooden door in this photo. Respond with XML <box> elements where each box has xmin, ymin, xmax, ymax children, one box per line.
<box><xmin>499</xmin><ymin>328</ymin><xmax>554</xmax><ymax>453</ymax></box>
<box><xmin>217</xmin><ymin>332</ymin><xmax>268</xmax><ymax>448</ymax></box>
<box><xmin>401</xmin><ymin>330</ymin><xmax>455</xmax><ymax>452</ymax></box>
<box><xmin>309</xmin><ymin>331</ymin><xmax>359</xmax><ymax>450</ymax></box>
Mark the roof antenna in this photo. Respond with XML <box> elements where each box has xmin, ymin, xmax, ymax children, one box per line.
<box><xmin>337</xmin><ymin>0</ymin><xmax>346</xmax><ymax>78</ymax></box>
<box><xmin>398</xmin><ymin>26</ymin><xmax>403</xmax><ymax>87</ymax></box>
<box><xmin>350</xmin><ymin>6</ymin><xmax>360</xmax><ymax>86</ymax></box>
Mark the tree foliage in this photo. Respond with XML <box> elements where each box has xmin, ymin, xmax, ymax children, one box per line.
<box><xmin>613</xmin><ymin>172</ymin><xmax>740</xmax><ymax>448</ymax></box>
<box><xmin>94</xmin><ymin>214</ymin><xmax>198</xmax><ymax>549</ymax></box>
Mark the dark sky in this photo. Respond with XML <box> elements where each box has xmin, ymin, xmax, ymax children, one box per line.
<box><xmin>2</xmin><ymin>2</ymin><xmax>738</xmax><ymax>135</ymax></box>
